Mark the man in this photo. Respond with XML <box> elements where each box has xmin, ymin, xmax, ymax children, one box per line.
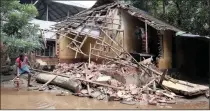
<box><xmin>15</xmin><ymin>52</ymin><xmax>33</xmax><ymax>87</ymax></box>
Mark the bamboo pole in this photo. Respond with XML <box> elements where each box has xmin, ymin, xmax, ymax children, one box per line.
<box><xmin>89</xmin><ymin>44</ymin><xmax>92</xmax><ymax>66</ymax></box>
<box><xmin>95</xmin><ymin>40</ymin><xmax>121</xmax><ymax>58</ymax></box>
<box><xmin>96</xmin><ymin>38</ymin><xmax>122</xmax><ymax>53</ymax></box>
<box><xmin>90</xmin><ymin>53</ymin><xmax>131</xmax><ymax>67</ymax></box>
<box><xmin>66</xmin><ymin>46</ymin><xmax>87</xmax><ymax>56</ymax></box>
<box><xmin>100</xmin><ymin>28</ymin><xmax>154</xmax><ymax>74</ymax></box>
<box><xmin>87</xmin><ymin>44</ymin><xmax>92</xmax><ymax>94</ymax></box>
<box><xmin>145</xmin><ymin>21</ymin><xmax>148</xmax><ymax>53</ymax></box>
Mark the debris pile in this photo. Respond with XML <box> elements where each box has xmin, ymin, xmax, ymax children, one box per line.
<box><xmin>50</xmin><ymin>61</ymin><xmax>177</xmax><ymax>106</ymax></box>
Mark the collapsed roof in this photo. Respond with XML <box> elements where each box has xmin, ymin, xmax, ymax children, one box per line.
<box><xmin>51</xmin><ymin>1</ymin><xmax>183</xmax><ymax>66</ymax></box>
<box><xmin>53</xmin><ymin>1</ymin><xmax>182</xmax><ymax>32</ymax></box>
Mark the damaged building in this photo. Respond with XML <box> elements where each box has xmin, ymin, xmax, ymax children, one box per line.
<box><xmin>51</xmin><ymin>1</ymin><xmax>209</xmax><ymax>82</ymax></box>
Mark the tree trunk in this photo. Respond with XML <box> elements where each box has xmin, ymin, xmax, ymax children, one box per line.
<box><xmin>163</xmin><ymin>0</ymin><xmax>166</xmax><ymax>14</ymax></box>
<box><xmin>175</xmin><ymin>1</ymin><xmax>182</xmax><ymax>26</ymax></box>
<box><xmin>36</xmin><ymin>73</ymin><xmax>82</xmax><ymax>92</ymax></box>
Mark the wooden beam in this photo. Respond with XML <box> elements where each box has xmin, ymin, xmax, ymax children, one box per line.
<box><xmin>95</xmin><ymin>40</ymin><xmax>121</xmax><ymax>58</ymax></box>
<box><xmin>66</xmin><ymin>46</ymin><xmax>87</xmax><ymax>56</ymax></box>
<box><xmin>91</xmin><ymin>53</ymin><xmax>131</xmax><ymax>67</ymax></box>
<box><xmin>145</xmin><ymin>21</ymin><xmax>148</xmax><ymax>53</ymax></box>
<box><xmin>92</xmin><ymin>48</ymin><xmax>109</xmax><ymax>53</ymax></box>
<box><xmin>99</xmin><ymin>28</ymin><xmax>153</xmax><ymax>75</ymax></box>
<box><xmin>87</xmin><ymin>20</ymin><xmax>121</xmax><ymax>26</ymax></box>
<box><xmin>85</xmin><ymin>24</ymin><xmax>123</xmax><ymax>31</ymax></box>
<box><xmin>86</xmin><ymin>16</ymin><xmax>120</xmax><ymax>20</ymax></box>
<box><xmin>96</xmin><ymin>38</ymin><xmax>122</xmax><ymax>53</ymax></box>
<box><xmin>58</xmin><ymin>33</ymin><xmax>82</xmax><ymax>44</ymax></box>
<box><xmin>33</xmin><ymin>69</ymin><xmax>123</xmax><ymax>90</ymax></box>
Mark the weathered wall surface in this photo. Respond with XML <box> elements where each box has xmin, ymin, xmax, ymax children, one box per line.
<box><xmin>56</xmin><ymin>8</ymin><xmax>167</xmax><ymax>65</ymax></box>
<box><xmin>120</xmin><ymin>9</ymin><xmax>143</xmax><ymax>53</ymax></box>
<box><xmin>58</xmin><ymin>34</ymin><xmax>83</xmax><ymax>63</ymax></box>
<box><xmin>158</xmin><ymin>30</ymin><xmax>173</xmax><ymax>69</ymax></box>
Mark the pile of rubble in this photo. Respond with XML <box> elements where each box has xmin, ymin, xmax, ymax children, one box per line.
<box><xmin>51</xmin><ymin>61</ymin><xmax>177</xmax><ymax>106</ymax></box>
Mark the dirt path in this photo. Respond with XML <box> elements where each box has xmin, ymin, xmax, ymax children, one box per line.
<box><xmin>1</xmin><ymin>75</ymin><xmax>209</xmax><ymax>109</ymax></box>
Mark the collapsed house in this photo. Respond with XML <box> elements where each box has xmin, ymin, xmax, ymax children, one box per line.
<box><xmin>35</xmin><ymin>1</ymin><xmax>209</xmax><ymax>104</ymax></box>
<box><xmin>52</xmin><ymin>1</ymin><xmax>181</xmax><ymax>70</ymax></box>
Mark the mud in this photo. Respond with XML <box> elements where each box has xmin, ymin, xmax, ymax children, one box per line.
<box><xmin>1</xmin><ymin>75</ymin><xmax>209</xmax><ymax>109</ymax></box>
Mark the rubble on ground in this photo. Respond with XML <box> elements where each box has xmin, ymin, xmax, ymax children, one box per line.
<box><xmin>48</xmin><ymin>59</ymin><xmax>177</xmax><ymax>106</ymax></box>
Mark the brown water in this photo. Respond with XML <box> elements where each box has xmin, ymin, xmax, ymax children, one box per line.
<box><xmin>1</xmin><ymin>87</ymin><xmax>209</xmax><ymax>110</ymax></box>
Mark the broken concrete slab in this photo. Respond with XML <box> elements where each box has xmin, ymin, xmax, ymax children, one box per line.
<box><xmin>162</xmin><ymin>79</ymin><xmax>209</xmax><ymax>96</ymax></box>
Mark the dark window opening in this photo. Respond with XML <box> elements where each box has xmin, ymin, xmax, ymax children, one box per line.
<box><xmin>36</xmin><ymin>41</ymin><xmax>56</xmax><ymax>57</ymax></box>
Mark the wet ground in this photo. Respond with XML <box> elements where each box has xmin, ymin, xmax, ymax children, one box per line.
<box><xmin>1</xmin><ymin>74</ymin><xmax>209</xmax><ymax>109</ymax></box>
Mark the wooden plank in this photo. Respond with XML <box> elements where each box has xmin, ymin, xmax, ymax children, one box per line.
<box><xmin>39</xmin><ymin>74</ymin><xmax>58</xmax><ymax>91</ymax></box>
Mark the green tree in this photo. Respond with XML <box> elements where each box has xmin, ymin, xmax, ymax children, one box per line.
<box><xmin>1</xmin><ymin>0</ymin><xmax>43</xmax><ymax>58</ymax></box>
<box><xmin>124</xmin><ymin>0</ymin><xmax>210</xmax><ymax>36</ymax></box>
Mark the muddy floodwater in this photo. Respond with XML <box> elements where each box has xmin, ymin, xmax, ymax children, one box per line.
<box><xmin>1</xmin><ymin>87</ymin><xmax>209</xmax><ymax>110</ymax></box>
<box><xmin>1</xmin><ymin>75</ymin><xmax>209</xmax><ymax>109</ymax></box>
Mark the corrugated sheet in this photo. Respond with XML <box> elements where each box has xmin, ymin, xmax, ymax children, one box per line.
<box><xmin>176</xmin><ymin>32</ymin><xmax>210</xmax><ymax>39</ymax></box>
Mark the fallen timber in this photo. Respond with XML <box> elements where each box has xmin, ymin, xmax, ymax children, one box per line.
<box><xmin>36</xmin><ymin>73</ymin><xmax>82</xmax><ymax>93</ymax></box>
<box><xmin>32</xmin><ymin>60</ymin><xmax>209</xmax><ymax>107</ymax></box>
<box><xmin>34</xmin><ymin>60</ymin><xmax>209</xmax><ymax>97</ymax></box>
<box><xmin>34</xmin><ymin>69</ymin><xmax>124</xmax><ymax>91</ymax></box>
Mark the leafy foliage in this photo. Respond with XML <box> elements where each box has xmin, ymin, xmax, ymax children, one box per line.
<box><xmin>124</xmin><ymin>0</ymin><xmax>210</xmax><ymax>36</ymax></box>
<box><xmin>1</xmin><ymin>0</ymin><xmax>43</xmax><ymax>58</ymax></box>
